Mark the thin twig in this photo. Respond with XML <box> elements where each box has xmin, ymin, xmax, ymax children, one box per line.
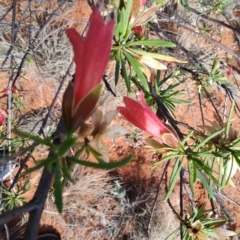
<box><xmin>12</xmin><ymin>0</ymin><xmax>69</xmax><ymax>86</ymax></box>
<box><xmin>1</xmin><ymin>1</ymin><xmax>30</xmax><ymax>69</ymax></box>
<box><xmin>4</xmin><ymin>224</ymin><xmax>9</xmax><ymax>240</ymax></box>
<box><xmin>156</xmin><ymin>11</ymin><xmax>240</xmax><ymax>63</ymax></box>
<box><xmin>213</xmin><ymin>188</ymin><xmax>234</xmax><ymax>222</ymax></box>
<box><xmin>7</xmin><ymin>0</ymin><xmax>18</xmax><ymax>185</ymax></box>
<box><xmin>198</xmin><ymin>92</ymin><xmax>205</xmax><ymax>126</ymax></box>
<box><xmin>181</xmin><ymin>4</ymin><xmax>240</xmax><ymax>35</ymax></box>
<box><xmin>0</xmin><ymin>202</ymin><xmax>36</xmax><ymax>225</ymax></box>
<box><xmin>87</xmin><ymin>0</ymin><xmax>95</xmax><ymax>9</ymax></box>
<box><xmin>196</xmin><ymin>167</ymin><xmax>234</xmax><ymax>222</ymax></box>
<box><xmin>150</xmin><ymin>22</ymin><xmax>224</xmax><ymax>124</ymax></box>
<box><xmin>223</xmin><ymin>95</ymin><xmax>227</xmax><ymax>123</ymax></box>
<box><xmin>0</xmin><ymin>5</ymin><xmax>13</xmax><ymax>22</ymax></box>
<box><xmin>184</xmin><ymin>79</ymin><xmax>196</xmax><ymax>129</ymax></box>
<box><xmin>181</xmin><ymin>169</ymin><xmax>195</xmax><ymax>207</ymax></box>
<box><xmin>180</xmin><ymin>168</ymin><xmax>184</xmax><ymax>219</ymax></box>
<box><xmin>180</xmin><ymin>66</ymin><xmax>223</xmax><ymax>123</ymax></box>
<box><xmin>223</xmin><ymin>14</ymin><xmax>240</xmax><ymax>52</ymax></box>
<box><xmin>9</xmin><ymin>142</ymin><xmax>39</xmax><ymax>190</ymax></box>
<box><xmin>219</xmin><ymin>191</ymin><xmax>240</xmax><ymax>207</ymax></box>
<box><xmin>39</xmin><ymin>61</ymin><xmax>73</xmax><ymax>135</ymax></box>
<box><xmin>148</xmin><ymin>83</ymin><xmax>184</xmax><ymax>139</ymax></box>
<box><xmin>103</xmin><ymin>75</ymin><xmax>116</xmax><ymax>97</ymax></box>
<box><xmin>165</xmin><ymin>168</ymin><xmax>185</xmax><ymax>238</ymax></box>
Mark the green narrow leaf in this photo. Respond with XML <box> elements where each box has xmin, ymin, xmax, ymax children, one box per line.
<box><xmin>218</xmin><ymin>157</ymin><xmax>224</xmax><ymax>187</ymax></box>
<box><xmin>121</xmin><ymin>56</ymin><xmax>131</xmax><ymax>92</ymax></box>
<box><xmin>225</xmin><ymin>101</ymin><xmax>235</xmax><ymax>140</ymax></box>
<box><xmin>188</xmin><ymin>160</ymin><xmax>196</xmax><ymax>198</ymax></box>
<box><xmin>68</xmin><ymin>155</ymin><xmax>133</xmax><ymax>170</ymax></box>
<box><xmin>14</xmin><ymin>128</ymin><xmax>53</xmax><ymax>147</ymax></box>
<box><xmin>114</xmin><ymin>0</ymin><xmax>120</xmax><ymax>9</ymax></box>
<box><xmin>115</xmin><ymin>54</ymin><xmax>121</xmax><ymax>85</ymax></box>
<box><xmin>183</xmin><ymin>228</ymin><xmax>190</xmax><ymax>240</ymax></box>
<box><xmin>54</xmin><ymin>162</ymin><xmax>63</xmax><ymax>213</ymax></box>
<box><xmin>199</xmin><ymin>151</ymin><xmax>228</xmax><ymax>158</ymax></box>
<box><xmin>62</xmin><ymin>159</ymin><xmax>74</xmax><ymax>184</ymax></box>
<box><xmin>155</xmin><ymin>70</ymin><xmax>161</xmax><ymax>88</ymax></box>
<box><xmin>164</xmin><ymin>158</ymin><xmax>183</xmax><ymax>201</ymax></box>
<box><xmin>46</xmin><ymin>160</ymin><xmax>55</xmax><ymax>173</ymax></box>
<box><xmin>166</xmin><ymin>227</ymin><xmax>180</xmax><ymax>240</ymax></box>
<box><xmin>119</xmin><ymin>8</ymin><xmax>125</xmax><ymax>38</ymax></box>
<box><xmin>192</xmin><ymin>128</ymin><xmax>225</xmax><ymax>151</ymax></box>
<box><xmin>86</xmin><ymin>145</ymin><xmax>104</xmax><ymax>163</ymax></box>
<box><xmin>203</xmin><ymin>218</ymin><xmax>226</xmax><ymax>228</ymax></box>
<box><xmin>189</xmin><ymin>155</ymin><xmax>213</xmax><ymax>176</ymax></box>
<box><xmin>24</xmin><ymin>157</ymin><xmax>56</xmax><ymax>174</ymax></box>
<box><xmin>114</xmin><ymin>21</ymin><xmax>120</xmax><ymax>42</ymax></box>
<box><xmin>123</xmin><ymin>26</ymin><xmax>132</xmax><ymax>40</ymax></box>
<box><xmin>57</xmin><ymin>136</ymin><xmax>77</xmax><ymax>157</ymax></box>
<box><xmin>121</xmin><ymin>0</ymin><xmax>132</xmax><ymax>40</ymax></box>
<box><xmin>209</xmin><ymin>158</ymin><xmax>216</xmax><ymax>191</ymax></box>
<box><xmin>158</xmin><ymin>73</ymin><xmax>173</xmax><ymax>86</ymax></box>
<box><xmin>196</xmin><ymin>169</ymin><xmax>215</xmax><ymax>200</ymax></box>
<box><xmin>124</xmin><ymin>50</ymin><xmax>149</xmax><ymax>91</ymax></box>
<box><xmin>125</xmin><ymin>39</ymin><xmax>176</xmax><ymax>48</ymax></box>
<box><xmin>222</xmin><ymin>157</ymin><xmax>234</xmax><ymax>187</ymax></box>
<box><xmin>74</xmin><ymin>144</ymin><xmax>86</xmax><ymax>159</ymax></box>
<box><xmin>211</xmin><ymin>57</ymin><xmax>220</xmax><ymax>75</ymax></box>
<box><xmin>153</xmin><ymin>152</ymin><xmax>184</xmax><ymax>168</ymax></box>
<box><xmin>231</xmin><ymin>138</ymin><xmax>240</xmax><ymax>146</ymax></box>
<box><xmin>129</xmin><ymin>48</ymin><xmax>187</xmax><ymax>63</ymax></box>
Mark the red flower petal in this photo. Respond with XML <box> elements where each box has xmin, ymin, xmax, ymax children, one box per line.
<box><xmin>66</xmin><ymin>9</ymin><xmax>114</xmax><ymax>109</ymax></box>
<box><xmin>0</xmin><ymin>114</ymin><xmax>5</xmax><ymax>126</ymax></box>
<box><xmin>11</xmin><ymin>85</ymin><xmax>18</xmax><ymax>94</ymax></box>
<box><xmin>132</xmin><ymin>25</ymin><xmax>143</xmax><ymax>36</ymax></box>
<box><xmin>117</xmin><ymin>93</ymin><xmax>172</xmax><ymax>140</ymax></box>
<box><xmin>226</xmin><ymin>68</ymin><xmax>233</xmax><ymax>78</ymax></box>
<box><xmin>0</xmin><ymin>88</ymin><xmax>8</xmax><ymax>96</ymax></box>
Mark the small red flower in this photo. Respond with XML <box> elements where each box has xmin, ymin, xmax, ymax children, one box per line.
<box><xmin>0</xmin><ymin>85</ymin><xmax>18</xmax><ymax>97</ymax></box>
<box><xmin>11</xmin><ymin>85</ymin><xmax>18</xmax><ymax>94</ymax></box>
<box><xmin>0</xmin><ymin>110</ymin><xmax>7</xmax><ymax>126</ymax></box>
<box><xmin>226</xmin><ymin>68</ymin><xmax>233</xmax><ymax>78</ymax></box>
<box><xmin>0</xmin><ymin>88</ymin><xmax>8</xmax><ymax>97</ymax></box>
<box><xmin>132</xmin><ymin>25</ymin><xmax>143</xmax><ymax>36</ymax></box>
<box><xmin>117</xmin><ymin>92</ymin><xmax>179</xmax><ymax>147</ymax></box>
<box><xmin>0</xmin><ymin>114</ymin><xmax>5</xmax><ymax>126</ymax></box>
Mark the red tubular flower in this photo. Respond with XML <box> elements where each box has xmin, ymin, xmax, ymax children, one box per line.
<box><xmin>117</xmin><ymin>92</ymin><xmax>179</xmax><ymax>147</ymax></box>
<box><xmin>0</xmin><ymin>114</ymin><xmax>5</xmax><ymax>126</ymax></box>
<box><xmin>0</xmin><ymin>88</ymin><xmax>8</xmax><ymax>97</ymax></box>
<box><xmin>0</xmin><ymin>110</ymin><xmax>7</xmax><ymax>126</ymax></box>
<box><xmin>226</xmin><ymin>68</ymin><xmax>233</xmax><ymax>78</ymax></box>
<box><xmin>63</xmin><ymin>9</ymin><xmax>114</xmax><ymax>131</ymax></box>
<box><xmin>0</xmin><ymin>85</ymin><xmax>18</xmax><ymax>97</ymax></box>
<box><xmin>132</xmin><ymin>25</ymin><xmax>143</xmax><ymax>36</ymax></box>
<box><xmin>66</xmin><ymin>9</ymin><xmax>114</xmax><ymax>109</ymax></box>
<box><xmin>11</xmin><ymin>85</ymin><xmax>18</xmax><ymax>94</ymax></box>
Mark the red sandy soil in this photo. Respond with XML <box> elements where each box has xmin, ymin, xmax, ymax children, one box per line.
<box><xmin>1</xmin><ymin>0</ymin><xmax>240</xmax><ymax>239</ymax></box>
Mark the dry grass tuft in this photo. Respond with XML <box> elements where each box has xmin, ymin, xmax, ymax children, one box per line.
<box><xmin>42</xmin><ymin>165</ymin><xmax>179</xmax><ymax>240</ymax></box>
